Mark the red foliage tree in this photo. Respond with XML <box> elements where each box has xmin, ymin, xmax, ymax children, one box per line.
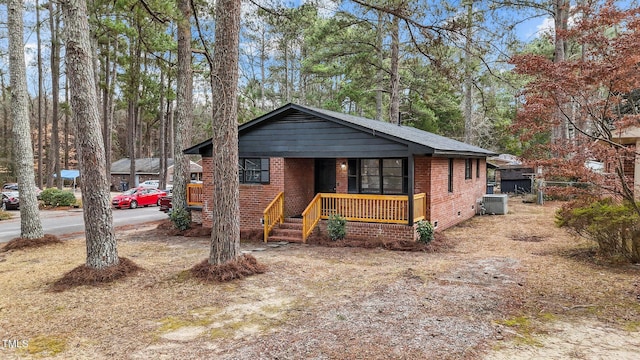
<box><xmin>511</xmin><ymin>1</ymin><xmax>640</xmax><ymax>209</ymax></box>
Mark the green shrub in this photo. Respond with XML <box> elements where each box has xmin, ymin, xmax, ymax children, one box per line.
<box><xmin>39</xmin><ymin>188</ymin><xmax>59</xmax><ymax>206</ymax></box>
<box><xmin>327</xmin><ymin>213</ymin><xmax>347</xmax><ymax>241</ymax></box>
<box><xmin>40</xmin><ymin>188</ymin><xmax>77</xmax><ymax>207</ymax></box>
<box><xmin>416</xmin><ymin>220</ymin><xmax>435</xmax><ymax>244</ymax></box>
<box><xmin>556</xmin><ymin>198</ymin><xmax>640</xmax><ymax>263</ymax></box>
<box><xmin>169</xmin><ymin>207</ymin><xmax>191</xmax><ymax>231</ymax></box>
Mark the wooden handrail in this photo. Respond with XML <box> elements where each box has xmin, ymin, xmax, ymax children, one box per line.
<box><xmin>263</xmin><ymin>192</ymin><xmax>284</xmax><ymax>242</ymax></box>
<box><xmin>186</xmin><ymin>183</ymin><xmax>203</xmax><ymax>206</ymax></box>
<box><xmin>413</xmin><ymin>193</ymin><xmax>426</xmax><ymax>222</ymax></box>
<box><xmin>319</xmin><ymin>193</ymin><xmax>409</xmax><ymax>224</ymax></box>
<box><xmin>301</xmin><ymin>193</ymin><xmax>322</xmax><ymax>243</ymax></box>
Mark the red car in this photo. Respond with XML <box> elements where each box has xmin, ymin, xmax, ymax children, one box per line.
<box><xmin>159</xmin><ymin>195</ymin><xmax>172</xmax><ymax>212</ymax></box>
<box><xmin>112</xmin><ymin>187</ymin><xmax>167</xmax><ymax>209</ymax></box>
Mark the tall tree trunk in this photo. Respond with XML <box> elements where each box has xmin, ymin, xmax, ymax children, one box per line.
<box><xmin>209</xmin><ymin>0</ymin><xmax>241</xmax><ymax>265</ymax></box>
<box><xmin>36</xmin><ymin>0</ymin><xmax>44</xmax><ymax>188</ymax></box>
<box><xmin>104</xmin><ymin>36</ymin><xmax>118</xmax><ymax>180</ymax></box>
<box><xmin>388</xmin><ymin>15</ymin><xmax>400</xmax><ymax>124</ymax></box>
<box><xmin>552</xmin><ymin>0</ymin><xmax>570</xmax><ymax>143</ymax></box>
<box><xmin>62</xmin><ymin>0</ymin><xmax>119</xmax><ymax>269</ymax></box>
<box><xmin>1</xmin><ymin>72</ymin><xmax>8</xmax><ymax>154</ymax></box>
<box><xmin>102</xmin><ymin>42</ymin><xmax>111</xmax><ymax>180</ymax></box>
<box><xmin>127</xmin><ymin>33</ymin><xmax>141</xmax><ymax>188</ymax></box>
<box><xmin>158</xmin><ymin>70</ymin><xmax>167</xmax><ymax>189</ymax></box>
<box><xmin>8</xmin><ymin>0</ymin><xmax>44</xmax><ymax>239</ymax></box>
<box><xmin>48</xmin><ymin>0</ymin><xmax>61</xmax><ymax>188</ymax></box>
<box><xmin>375</xmin><ymin>11</ymin><xmax>384</xmax><ymax>121</ymax></box>
<box><xmin>260</xmin><ymin>31</ymin><xmax>266</xmax><ymax>110</ymax></box>
<box><xmin>172</xmin><ymin>0</ymin><xmax>193</xmax><ymax>211</ymax></box>
<box><xmin>64</xmin><ymin>77</ymin><xmax>70</xmax><ymax>169</ymax></box>
<box><xmin>463</xmin><ymin>0</ymin><xmax>474</xmax><ymax>145</ymax></box>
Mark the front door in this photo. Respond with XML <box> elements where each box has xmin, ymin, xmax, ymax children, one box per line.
<box><xmin>315</xmin><ymin>159</ymin><xmax>336</xmax><ymax>193</ymax></box>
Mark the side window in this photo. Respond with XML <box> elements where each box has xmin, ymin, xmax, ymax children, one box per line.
<box><xmin>239</xmin><ymin>158</ymin><xmax>270</xmax><ymax>184</ymax></box>
<box><xmin>448</xmin><ymin>159</ymin><xmax>454</xmax><ymax>193</ymax></box>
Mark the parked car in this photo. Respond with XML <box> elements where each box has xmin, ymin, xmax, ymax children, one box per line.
<box><xmin>1</xmin><ymin>191</ymin><xmax>20</xmax><ymax>210</ymax></box>
<box><xmin>2</xmin><ymin>183</ymin><xmax>18</xmax><ymax>191</ymax></box>
<box><xmin>2</xmin><ymin>183</ymin><xmax>42</xmax><ymax>199</ymax></box>
<box><xmin>112</xmin><ymin>187</ymin><xmax>167</xmax><ymax>209</ymax></box>
<box><xmin>158</xmin><ymin>194</ymin><xmax>172</xmax><ymax>212</ymax></box>
<box><xmin>139</xmin><ymin>180</ymin><xmax>160</xmax><ymax>189</ymax></box>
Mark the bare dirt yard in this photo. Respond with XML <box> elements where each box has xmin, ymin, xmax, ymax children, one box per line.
<box><xmin>1</xmin><ymin>198</ymin><xmax>639</xmax><ymax>359</ymax></box>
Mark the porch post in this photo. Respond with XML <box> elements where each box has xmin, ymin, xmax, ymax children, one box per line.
<box><xmin>408</xmin><ymin>154</ymin><xmax>414</xmax><ymax>226</ymax></box>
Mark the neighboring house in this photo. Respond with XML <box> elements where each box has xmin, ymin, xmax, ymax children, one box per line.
<box><xmin>184</xmin><ymin>103</ymin><xmax>496</xmax><ymax>242</ymax></box>
<box><xmin>110</xmin><ymin>158</ymin><xmax>202</xmax><ymax>190</ymax></box>
<box><xmin>487</xmin><ymin>154</ymin><xmax>534</xmax><ymax>194</ymax></box>
<box><xmin>612</xmin><ymin>125</ymin><xmax>640</xmax><ymax>199</ymax></box>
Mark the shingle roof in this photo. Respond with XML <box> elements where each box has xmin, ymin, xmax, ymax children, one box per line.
<box><xmin>300</xmin><ymin>105</ymin><xmax>495</xmax><ymax>156</ymax></box>
<box><xmin>110</xmin><ymin>158</ymin><xmax>172</xmax><ymax>174</ymax></box>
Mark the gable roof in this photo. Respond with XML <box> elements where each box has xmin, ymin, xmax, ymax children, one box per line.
<box><xmin>185</xmin><ymin>103</ymin><xmax>496</xmax><ymax>157</ymax></box>
<box><xmin>110</xmin><ymin>158</ymin><xmax>203</xmax><ymax>175</ymax></box>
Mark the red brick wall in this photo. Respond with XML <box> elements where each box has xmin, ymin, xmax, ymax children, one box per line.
<box><xmin>200</xmin><ymin>157</ymin><xmax>286</xmax><ymax>230</ymax></box>
<box><xmin>283</xmin><ymin>158</ymin><xmax>314</xmax><ymax>216</ymax></box>
<box><xmin>336</xmin><ymin>158</ymin><xmax>348</xmax><ymax>193</ymax></box>
<box><xmin>317</xmin><ymin>220</ymin><xmax>416</xmax><ymax>242</ymax></box>
<box><xmin>414</xmin><ymin>156</ymin><xmax>432</xmax><ymax>220</ymax></box>
<box><xmin>427</xmin><ymin>157</ymin><xmax>486</xmax><ymax>231</ymax></box>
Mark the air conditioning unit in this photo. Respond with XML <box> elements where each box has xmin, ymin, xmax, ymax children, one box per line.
<box><xmin>482</xmin><ymin>194</ymin><xmax>508</xmax><ymax>215</ymax></box>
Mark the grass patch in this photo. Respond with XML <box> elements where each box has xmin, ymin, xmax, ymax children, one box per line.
<box><xmin>20</xmin><ymin>335</ymin><xmax>66</xmax><ymax>356</ymax></box>
<box><xmin>157</xmin><ymin>316</ymin><xmax>212</xmax><ymax>333</ymax></box>
<box><xmin>0</xmin><ymin>210</ymin><xmax>12</xmax><ymax>220</ymax></box>
<box><xmin>496</xmin><ymin>316</ymin><xmax>543</xmax><ymax>347</ymax></box>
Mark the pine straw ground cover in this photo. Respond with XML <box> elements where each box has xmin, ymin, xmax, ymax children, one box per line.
<box><xmin>1</xmin><ymin>198</ymin><xmax>639</xmax><ymax>359</ymax></box>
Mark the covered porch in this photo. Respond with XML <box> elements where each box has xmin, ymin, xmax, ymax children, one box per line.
<box><xmin>263</xmin><ymin>191</ymin><xmax>427</xmax><ymax>242</ymax></box>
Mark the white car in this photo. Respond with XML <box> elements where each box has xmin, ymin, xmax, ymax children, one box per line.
<box><xmin>139</xmin><ymin>180</ymin><xmax>160</xmax><ymax>189</ymax></box>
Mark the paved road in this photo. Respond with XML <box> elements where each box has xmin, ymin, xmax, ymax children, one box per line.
<box><xmin>0</xmin><ymin>206</ymin><xmax>168</xmax><ymax>243</ymax></box>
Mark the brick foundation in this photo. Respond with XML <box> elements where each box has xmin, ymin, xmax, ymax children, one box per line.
<box><xmin>317</xmin><ymin>220</ymin><xmax>417</xmax><ymax>242</ymax></box>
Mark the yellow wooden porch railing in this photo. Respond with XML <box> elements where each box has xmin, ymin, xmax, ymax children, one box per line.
<box><xmin>301</xmin><ymin>193</ymin><xmax>322</xmax><ymax>242</ymax></box>
<box><xmin>263</xmin><ymin>192</ymin><xmax>284</xmax><ymax>242</ymax></box>
<box><xmin>187</xmin><ymin>183</ymin><xmax>204</xmax><ymax>206</ymax></box>
<box><xmin>301</xmin><ymin>193</ymin><xmax>427</xmax><ymax>243</ymax></box>
<box><xmin>413</xmin><ymin>193</ymin><xmax>426</xmax><ymax>222</ymax></box>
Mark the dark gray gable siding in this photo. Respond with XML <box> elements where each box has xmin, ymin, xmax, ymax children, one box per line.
<box><xmin>239</xmin><ymin>111</ymin><xmax>410</xmax><ymax>158</ymax></box>
<box><xmin>184</xmin><ymin>103</ymin><xmax>496</xmax><ymax>158</ymax></box>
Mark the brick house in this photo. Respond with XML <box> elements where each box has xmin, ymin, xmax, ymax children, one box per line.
<box><xmin>184</xmin><ymin>103</ymin><xmax>496</xmax><ymax>242</ymax></box>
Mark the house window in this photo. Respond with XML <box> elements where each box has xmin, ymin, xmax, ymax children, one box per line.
<box><xmin>239</xmin><ymin>158</ymin><xmax>270</xmax><ymax>184</ymax></box>
<box><xmin>448</xmin><ymin>159</ymin><xmax>454</xmax><ymax>193</ymax></box>
<box><xmin>348</xmin><ymin>158</ymin><xmax>408</xmax><ymax>194</ymax></box>
<box><xmin>476</xmin><ymin>159</ymin><xmax>480</xmax><ymax>178</ymax></box>
<box><xmin>465</xmin><ymin>159</ymin><xmax>472</xmax><ymax>179</ymax></box>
